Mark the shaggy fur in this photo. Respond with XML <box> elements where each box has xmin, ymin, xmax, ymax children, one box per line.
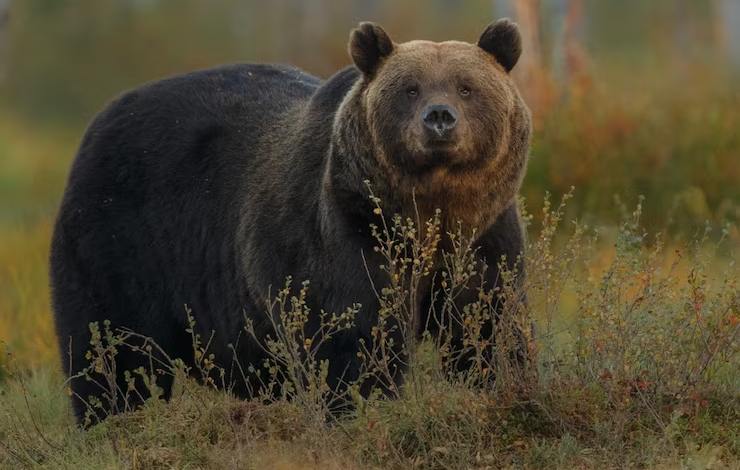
<box><xmin>51</xmin><ymin>19</ymin><xmax>531</xmax><ymax>424</ymax></box>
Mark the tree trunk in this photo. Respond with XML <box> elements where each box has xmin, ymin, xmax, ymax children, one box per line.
<box><xmin>510</xmin><ymin>0</ymin><xmax>551</xmax><ymax>118</ymax></box>
<box><xmin>564</xmin><ymin>0</ymin><xmax>590</xmax><ymax>95</ymax></box>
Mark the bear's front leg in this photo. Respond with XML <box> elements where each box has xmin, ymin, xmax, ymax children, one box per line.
<box><xmin>424</xmin><ymin>203</ymin><xmax>531</xmax><ymax>385</ymax></box>
<box><xmin>287</xmin><ymin>243</ymin><xmax>409</xmax><ymax>414</ymax></box>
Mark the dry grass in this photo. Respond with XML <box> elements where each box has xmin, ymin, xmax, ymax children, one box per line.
<box><xmin>1</xmin><ymin>186</ymin><xmax>737</xmax><ymax>469</ymax></box>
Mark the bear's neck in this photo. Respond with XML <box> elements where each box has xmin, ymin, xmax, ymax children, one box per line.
<box><xmin>324</xmin><ymin>149</ymin><xmax>520</xmax><ymax>237</ymax></box>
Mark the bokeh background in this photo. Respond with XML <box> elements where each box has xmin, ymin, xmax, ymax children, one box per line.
<box><xmin>0</xmin><ymin>0</ymin><xmax>738</xmax><ymax>371</ymax></box>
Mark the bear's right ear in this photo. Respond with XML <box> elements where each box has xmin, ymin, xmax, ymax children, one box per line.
<box><xmin>477</xmin><ymin>18</ymin><xmax>522</xmax><ymax>72</ymax></box>
<box><xmin>349</xmin><ymin>22</ymin><xmax>394</xmax><ymax>77</ymax></box>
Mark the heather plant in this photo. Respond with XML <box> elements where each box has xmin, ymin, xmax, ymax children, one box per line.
<box><xmin>243</xmin><ymin>278</ymin><xmax>359</xmax><ymax>425</ymax></box>
<box><xmin>70</xmin><ymin>321</ymin><xmax>160</xmax><ymax>426</ymax></box>
<box><xmin>355</xmin><ymin>187</ymin><xmax>442</xmax><ymax>400</ymax></box>
<box><xmin>571</xmin><ymin>199</ymin><xmax>738</xmax><ymax>408</ymax></box>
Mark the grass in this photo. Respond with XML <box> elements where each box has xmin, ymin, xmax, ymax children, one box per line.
<box><xmin>2</xmin><ymin>361</ymin><xmax>734</xmax><ymax>469</ymax></box>
<box><xmin>1</xmin><ymin>184</ymin><xmax>737</xmax><ymax>468</ymax></box>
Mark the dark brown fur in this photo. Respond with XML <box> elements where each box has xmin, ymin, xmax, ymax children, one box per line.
<box><xmin>51</xmin><ymin>19</ymin><xmax>531</xmax><ymax>425</ymax></box>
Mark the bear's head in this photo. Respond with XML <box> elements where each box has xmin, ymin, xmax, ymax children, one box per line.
<box><xmin>333</xmin><ymin>19</ymin><xmax>531</xmax><ymax>231</ymax></box>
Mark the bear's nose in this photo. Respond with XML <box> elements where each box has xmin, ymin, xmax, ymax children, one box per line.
<box><xmin>422</xmin><ymin>104</ymin><xmax>458</xmax><ymax>138</ymax></box>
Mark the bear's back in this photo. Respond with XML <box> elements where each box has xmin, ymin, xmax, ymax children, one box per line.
<box><xmin>64</xmin><ymin>63</ymin><xmax>322</xmax><ymax>196</ymax></box>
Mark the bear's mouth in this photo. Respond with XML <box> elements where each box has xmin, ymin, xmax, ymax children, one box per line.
<box><xmin>406</xmin><ymin>147</ymin><xmax>458</xmax><ymax>173</ymax></box>
<box><xmin>425</xmin><ymin>139</ymin><xmax>456</xmax><ymax>148</ymax></box>
<box><xmin>422</xmin><ymin>137</ymin><xmax>460</xmax><ymax>159</ymax></box>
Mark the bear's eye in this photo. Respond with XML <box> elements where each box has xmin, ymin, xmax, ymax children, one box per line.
<box><xmin>406</xmin><ymin>87</ymin><xmax>419</xmax><ymax>98</ymax></box>
<box><xmin>458</xmin><ymin>86</ymin><xmax>471</xmax><ymax>97</ymax></box>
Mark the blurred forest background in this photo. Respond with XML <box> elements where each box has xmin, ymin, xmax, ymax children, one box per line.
<box><xmin>0</xmin><ymin>0</ymin><xmax>738</xmax><ymax>369</ymax></box>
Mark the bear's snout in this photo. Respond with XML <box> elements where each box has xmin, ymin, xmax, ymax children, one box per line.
<box><xmin>422</xmin><ymin>104</ymin><xmax>458</xmax><ymax>140</ymax></box>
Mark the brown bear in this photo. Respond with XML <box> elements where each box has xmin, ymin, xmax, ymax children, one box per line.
<box><xmin>50</xmin><ymin>19</ymin><xmax>531</xmax><ymax>425</ymax></box>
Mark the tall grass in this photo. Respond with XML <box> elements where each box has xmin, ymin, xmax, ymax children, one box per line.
<box><xmin>1</xmin><ymin>191</ymin><xmax>736</xmax><ymax>469</ymax></box>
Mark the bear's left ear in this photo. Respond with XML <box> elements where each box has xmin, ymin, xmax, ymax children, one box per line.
<box><xmin>477</xmin><ymin>18</ymin><xmax>522</xmax><ymax>72</ymax></box>
<box><xmin>349</xmin><ymin>22</ymin><xmax>394</xmax><ymax>77</ymax></box>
